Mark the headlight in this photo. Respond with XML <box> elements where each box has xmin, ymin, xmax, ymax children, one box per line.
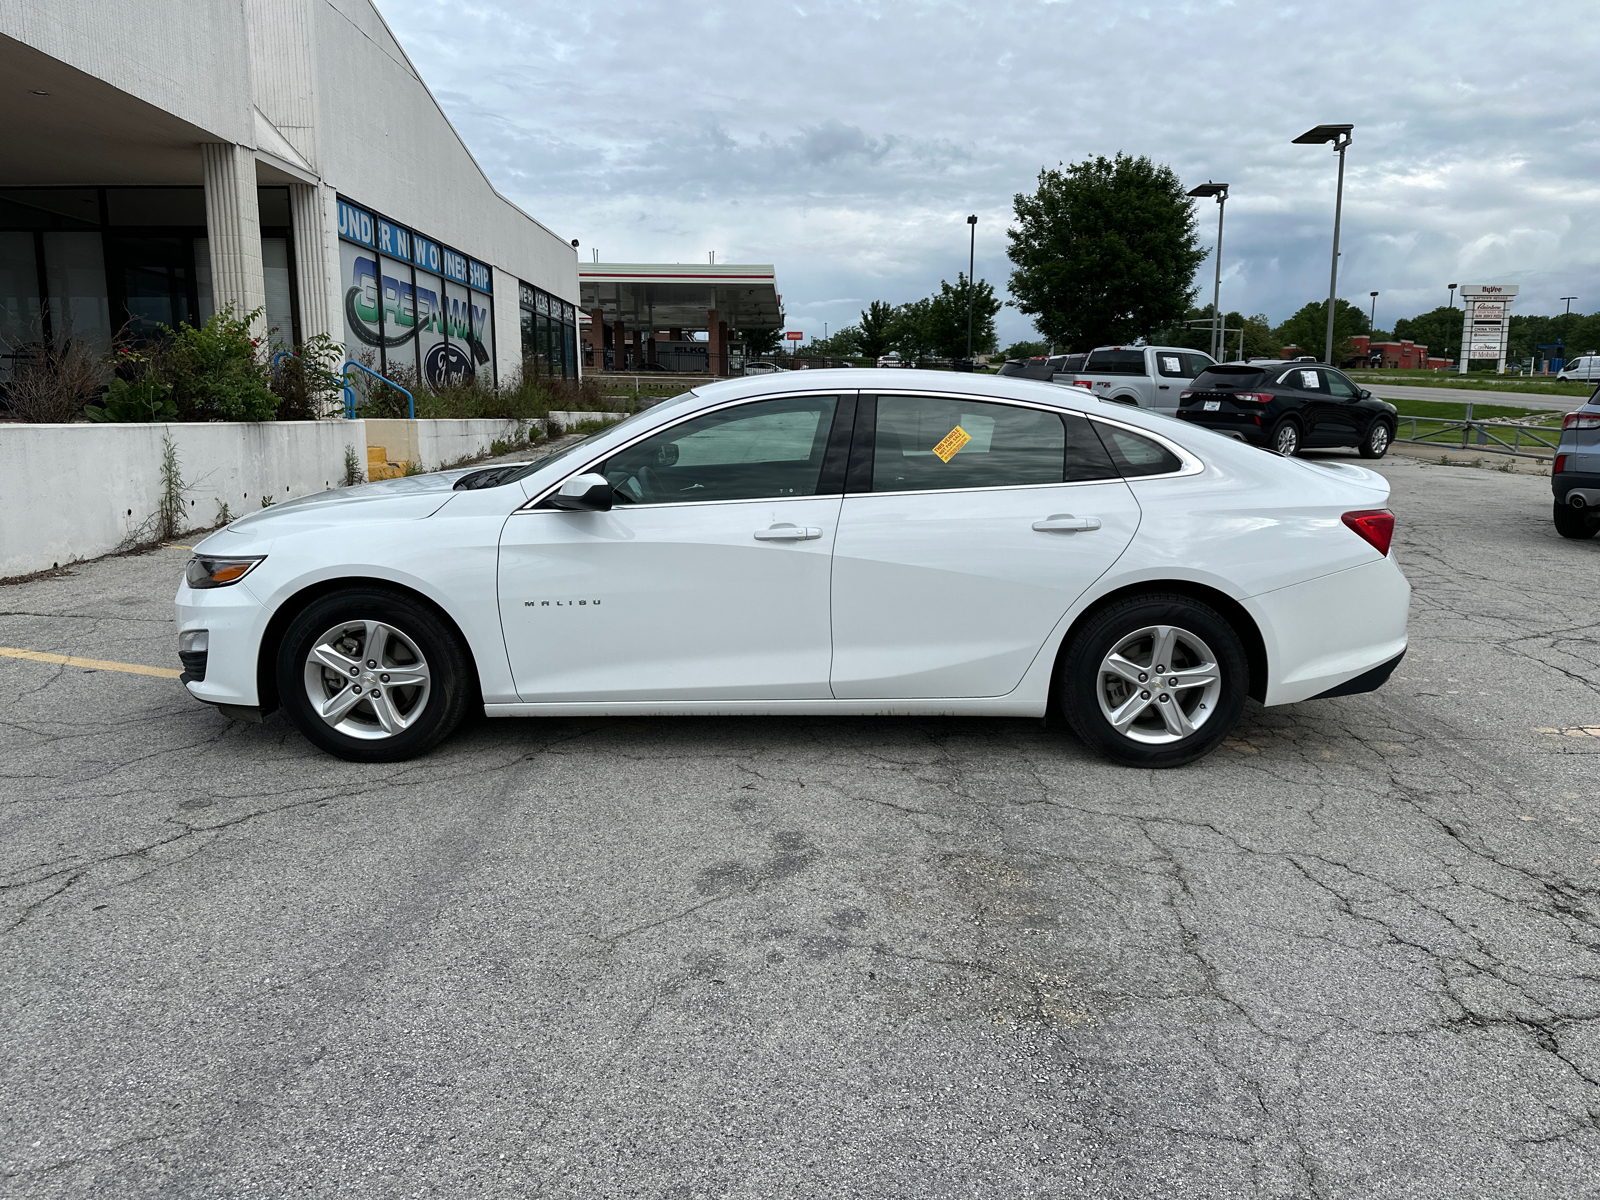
<box><xmin>185</xmin><ymin>555</ymin><xmax>265</xmax><ymax>589</ymax></box>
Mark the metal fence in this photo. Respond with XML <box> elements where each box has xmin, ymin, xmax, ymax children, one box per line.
<box><xmin>1394</xmin><ymin>402</ymin><xmax>1561</xmax><ymax>460</ymax></box>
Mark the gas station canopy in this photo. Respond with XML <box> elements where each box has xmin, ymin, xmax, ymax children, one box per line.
<box><xmin>578</xmin><ymin>263</ymin><xmax>783</xmax><ymax>331</ymax></box>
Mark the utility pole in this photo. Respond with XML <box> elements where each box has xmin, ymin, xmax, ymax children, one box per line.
<box><xmin>965</xmin><ymin>214</ymin><xmax>978</xmax><ymax>361</ymax></box>
<box><xmin>1187</xmin><ymin>182</ymin><xmax>1230</xmax><ymax>359</ymax></box>
<box><xmin>1294</xmin><ymin>124</ymin><xmax>1354</xmax><ymax>364</ymax></box>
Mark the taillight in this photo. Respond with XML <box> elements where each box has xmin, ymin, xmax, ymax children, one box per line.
<box><xmin>1235</xmin><ymin>392</ymin><xmax>1274</xmax><ymax>404</ymax></box>
<box><xmin>1554</xmin><ymin>454</ymin><xmax>1568</xmax><ymax>473</ymax></box>
<box><xmin>1562</xmin><ymin>412</ymin><xmax>1600</xmax><ymax>430</ymax></box>
<box><xmin>1071</xmin><ymin>379</ymin><xmax>1092</xmax><ymax>390</ymax></box>
<box><xmin>1342</xmin><ymin>509</ymin><xmax>1394</xmax><ymax>556</ymax></box>
<box><xmin>1180</xmin><ymin>391</ymin><xmax>1194</xmax><ymax>400</ymax></box>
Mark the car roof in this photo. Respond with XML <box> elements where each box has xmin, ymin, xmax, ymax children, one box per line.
<box><xmin>678</xmin><ymin>368</ymin><xmax>1103</xmax><ymax>413</ymax></box>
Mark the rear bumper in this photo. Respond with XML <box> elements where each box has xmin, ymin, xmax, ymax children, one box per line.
<box><xmin>1552</xmin><ymin>470</ymin><xmax>1600</xmax><ymax>505</ymax></box>
<box><xmin>1176</xmin><ymin>411</ymin><xmax>1269</xmax><ymax>444</ymax></box>
<box><xmin>1243</xmin><ymin>553</ymin><xmax>1411</xmax><ymax>706</ymax></box>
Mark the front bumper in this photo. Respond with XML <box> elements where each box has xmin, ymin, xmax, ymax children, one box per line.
<box><xmin>174</xmin><ymin>578</ymin><xmax>270</xmax><ymax>707</ymax></box>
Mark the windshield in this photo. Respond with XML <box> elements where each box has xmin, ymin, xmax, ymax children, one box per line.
<box><xmin>498</xmin><ymin>393</ymin><xmax>699</xmax><ymax>486</ymax></box>
<box><xmin>1191</xmin><ymin>366</ymin><xmax>1267</xmax><ymax>390</ymax></box>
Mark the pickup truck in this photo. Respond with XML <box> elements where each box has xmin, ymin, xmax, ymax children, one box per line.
<box><xmin>1055</xmin><ymin>345</ymin><xmax>1217</xmax><ymax>411</ymax></box>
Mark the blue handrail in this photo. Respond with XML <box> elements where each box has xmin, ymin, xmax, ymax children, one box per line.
<box><xmin>342</xmin><ymin>360</ymin><xmax>413</xmax><ymax>419</ymax></box>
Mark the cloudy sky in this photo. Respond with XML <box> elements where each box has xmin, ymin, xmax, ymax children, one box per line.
<box><xmin>380</xmin><ymin>0</ymin><xmax>1600</xmax><ymax>347</ymax></box>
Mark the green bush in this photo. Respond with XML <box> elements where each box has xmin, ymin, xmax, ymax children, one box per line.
<box><xmin>160</xmin><ymin>306</ymin><xmax>278</xmax><ymax>422</ymax></box>
<box><xmin>85</xmin><ymin>375</ymin><xmax>177</xmax><ymax>422</ymax></box>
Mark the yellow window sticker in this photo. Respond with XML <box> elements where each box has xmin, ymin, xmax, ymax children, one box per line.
<box><xmin>932</xmin><ymin>425</ymin><xmax>972</xmax><ymax>462</ymax></box>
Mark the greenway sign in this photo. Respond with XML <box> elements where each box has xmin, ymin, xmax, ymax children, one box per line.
<box><xmin>1458</xmin><ymin>284</ymin><xmax>1517</xmax><ymax>374</ymax></box>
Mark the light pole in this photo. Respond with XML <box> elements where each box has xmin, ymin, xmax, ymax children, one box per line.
<box><xmin>1447</xmin><ymin>283</ymin><xmax>1457</xmax><ymax>308</ymax></box>
<box><xmin>1294</xmin><ymin>123</ymin><xmax>1354</xmax><ymax>364</ymax></box>
<box><xmin>1187</xmin><ymin>182</ymin><xmax>1230</xmax><ymax>359</ymax></box>
<box><xmin>1369</xmin><ymin>290</ymin><xmax>1379</xmax><ymax>333</ymax></box>
<box><xmin>965</xmin><ymin>214</ymin><xmax>978</xmax><ymax>362</ymax></box>
<box><xmin>1561</xmin><ymin>296</ymin><xmax>1577</xmax><ymax>316</ymax></box>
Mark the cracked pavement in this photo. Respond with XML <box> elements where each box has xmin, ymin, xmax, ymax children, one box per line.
<box><xmin>2</xmin><ymin>453</ymin><xmax>1598</xmax><ymax>1198</ymax></box>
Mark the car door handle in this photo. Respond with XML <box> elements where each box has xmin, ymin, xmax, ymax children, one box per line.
<box><xmin>1032</xmin><ymin>515</ymin><xmax>1102</xmax><ymax>533</ymax></box>
<box><xmin>753</xmin><ymin>524</ymin><xmax>822</xmax><ymax>541</ymax></box>
<box><xmin>1158</xmin><ymin>384</ymin><xmax>1171</xmax><ymax>389</ymax></box>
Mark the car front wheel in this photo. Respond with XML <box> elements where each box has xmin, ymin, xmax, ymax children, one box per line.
<box><xmin>1270</xmin><ymin>418</ymin><xmax>1301</xmax><ymax>457</ymax></box>
<box><xmin>1059</xmin><ymin>593</ymin><xmax>1250</xmax><ymax>768</ymax></box>
<box><xmin>1358</xmin><ymin>420</ymin><xmax>1393</xmax><ymax>459</ymax></box>
<box><xmin>277</xmin><ymin>588</ymin><xmax>472</xmax><ymax>762</ymax></box>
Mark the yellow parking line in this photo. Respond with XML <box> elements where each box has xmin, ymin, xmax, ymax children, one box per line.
<box><xmin>0</xmin><ymin>647</ymin><xmax>182</xmax><ymax>680</ymax></box>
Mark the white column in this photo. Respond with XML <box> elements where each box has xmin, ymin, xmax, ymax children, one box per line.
<box><xmin>200</xmin><ymin>143</ymin><xmax>266</xmax><ymax>335</ymax></box>
<box><xmin>289</xmin><ymin>183</ymin><xmax>329</xmax><ymax>341</ymax></box>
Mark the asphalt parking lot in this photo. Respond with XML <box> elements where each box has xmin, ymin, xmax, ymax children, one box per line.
<box><xmin>3</xmin><ymin>453</ymin><xmax>1598</xmax><ymax>1199</ymax></box>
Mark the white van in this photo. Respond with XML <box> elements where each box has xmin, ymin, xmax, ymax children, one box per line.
<box><xmin>1558</xmin><ymin>354</ymin><xmax>1600</xmax><ymax>382</ymax></box>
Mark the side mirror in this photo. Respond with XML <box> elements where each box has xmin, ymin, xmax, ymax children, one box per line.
<box><xmin>549</xmin><ymin>472</ymin><xmax>613</xmax><ymax>511</ymax></box>
<box><xmin>1358</xmin><ymin>389</ymin><xmax>1372</xmax><ymax>399</ymax></box>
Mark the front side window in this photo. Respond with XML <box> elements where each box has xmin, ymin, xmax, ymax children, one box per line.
<box><xmin>1183</xmin><ymin>353</ymin><xmax>1214</xmax><ymax>377</ymax></box>
<box><xmin>1323</xmin><ymin>370</ymin><xmax>1359</xmax><ymax>398</ymax></box>
<box><xmin>601</xmin><ymin>395</ymin><xmax>838</xmax><ymax>504</ymax></box>
<box><xmin>871</xmin><ymin>395</ymin><xmax>1066</xmax><ymax>492</ymax></box>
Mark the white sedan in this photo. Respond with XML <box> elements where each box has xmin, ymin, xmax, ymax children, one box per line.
<box><xmin>175</xmin><ymin>371</ymin><xmax>1410</xmax><ymax>767</ymax></box>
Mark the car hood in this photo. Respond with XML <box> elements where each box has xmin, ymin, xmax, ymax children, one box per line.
<box><xmin>196</xmin><ymin>473</ymin><xmax>469</xmax><ymax>551</ymax></box>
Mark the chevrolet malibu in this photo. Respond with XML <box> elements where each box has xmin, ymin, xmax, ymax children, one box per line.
<box><xmin>175</xmin><ymin>372</ymin><xmax>1410</xmax><ymax>768</ymax></box>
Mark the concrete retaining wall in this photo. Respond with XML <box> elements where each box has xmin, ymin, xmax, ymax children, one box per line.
<box><xmin>0</xmin><ymin>420</ymin><xmax>362</xmax><ymax>578</ymax></box>
<box><xmin>546</xmin><ymin>411</ymin><xmax>626</xmax><ymax>434</ymax></box>
<box><xmin>364</xmin><ymin>417</ymin><xmax>544</xmax><ymax>477</ymax></box>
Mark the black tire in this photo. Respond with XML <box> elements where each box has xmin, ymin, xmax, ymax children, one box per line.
<box><xmin>1269</xmin><ymin>418</ymin><xmax>1302</xmax><ymax>457</ymax></box>
<box><xmin>1553</xmin><ymin>500</ymin><xmax>1599</xmax><ymax>540</ymax></box>
<box><xmin>1058</xmin><ymin>593</ymin><xmax>1250</xmax><ymax>768</ymax></box>
<box><xmin>276</xmin><ymin>588</ymin><xmax>472</xmax><ymax>762</ymax></box>
<box><xmin>1358</xmin><ymin>419</ymin><xmax>1393</xmax><ymax>459</ymax></box>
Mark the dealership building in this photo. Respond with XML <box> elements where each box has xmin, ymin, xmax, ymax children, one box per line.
<box><xmin>0</xmin><ymin>0</ymin><xmax>581</xmax><ymax>389</ymax></box>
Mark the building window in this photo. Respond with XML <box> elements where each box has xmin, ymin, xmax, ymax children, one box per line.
<box><xmin>336</xmin><ymin>197</ymin><xmax>495</xmax><ymax>388</ymax></box>
<box><xmin>517</xmin><ymin>281</ymin><xmax>576</xmax><ymax>379</ymax></box>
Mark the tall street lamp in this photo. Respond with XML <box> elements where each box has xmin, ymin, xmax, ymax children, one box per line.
<box><xmin>1369</xmin><ymin>290</ymin><xmax>1379</xmax><ymax>333</ymax></box>
<box><xmin>1187</xmin><ymin>182</ymin><xmax>1230</xmax><ymax>360</ymax></box>
<box><xmin>1293</xmin><ymin>123</ymin><xmax>1354</xmax><ymax>364</ymax></box>
<box><xmin>1561</xmin><ymin>296</ymin><xmax>1577</xmax><ymax>316</ymax></box>
<box><xmin>965</xmin><ymin>214</ymin><xmax>978</xmax><ymax>362</ymax></box>
<box><xmin>1447</xmin><ymin>282</ymin><xmax>1457</xmax><ymax>308</ymax></box>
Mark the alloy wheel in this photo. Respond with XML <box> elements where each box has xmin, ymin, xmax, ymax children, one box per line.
<box><xmin>1274</xmin><ymin>423</ymin><xmax>1300</xmax><ymax>456</ymax></box>
<box><xmin>302</xmin><ymin>619</ymin><xmax>432</xmax><ymax>740</ymax></box>
<box><xmin>1095</xmin><ymin>624</ymin><xmax>1222</xmax><ymax>745</ymax></box>
<box><xmin>1369</xmin><ymin>423</ymin><xmax>1390</xmax><ymax>454</ymax></box>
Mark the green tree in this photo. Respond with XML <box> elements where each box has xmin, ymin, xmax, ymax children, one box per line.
<box><xmin>918</xmin><ymin>273</ymin><xmax>1000</xmax><ymax>359</ymax></box>
<box><xmin>1273</xmin><ymin>299</ymin><xmax>1370</xmax><ymax>364</ymax></box>
<box><xmin>857</xmin><ymin>301</ymin><xmax>899</xmax><ymax>358</ymax></box>
<box><xmin>1000</xmin><ymin>339</ymin><xmax>1050</xmax><ymax>361</ymax></box>
<box><xmin>1006</xmin><ymin>152</ymin><xmax>1206</xmax><ymax>350</ymax></box>
<box><xmin>737</xmin><ymin>326</ymin><xmax>783</xmax><ymax>356</ymax></box>
<box><xmin>808</xmin><ymin>325</ymin><xmax>863</xmax><ymax>357</ymax></box>
<box><xmin>1392</xmin><ymin>306</ymin><xmax>1462</xmax><ymax>361</ymax></box>
<box><xmin>887</xmin><ymin>298</ymin><xmax>937</xmax><ymax>361</ymax></box>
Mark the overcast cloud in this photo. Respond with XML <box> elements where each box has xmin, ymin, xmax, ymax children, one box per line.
<box><xmin>378</xmin><ymin>0</ymin><xmax>1600</xmax><ymax>346</ymax></box>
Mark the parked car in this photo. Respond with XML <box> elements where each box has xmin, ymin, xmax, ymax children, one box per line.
<box><xmin>876</xmin><ymin>352</ymin><xmax>912</xmax><ymax>368</ymax></box>
<box><xmin>743</xmin><ymin>361</ymin><xmax>780</xmax><ymax>375</ymax></box>
<box><xmin>1552</xmin><ymin>386</ymin><xmax>1600</xmax><ymax>538</ymax></box>
<box><xmin>1059</xmin><ymin>346</ymin><xmax>1217</xmax><ymax>410</ymax></box>
<box><xmin>1557</xmin><ymin>354</ymin><xmax>1600</xmax><ymax>383</ymax></box>
<box><xmin>176</xmin><ymin>371</ymin><xmax>1409</xmax><ymax>770</ymax></box>
<box><xmin>997</xmin><ymin>353</ymin><xmax>1085</xmax><ymax>381</ymax></box>
<box><xmin>1175</xmin><ymin>361</ymin><xmax>1398</xmax><ymax>458</ymax></box>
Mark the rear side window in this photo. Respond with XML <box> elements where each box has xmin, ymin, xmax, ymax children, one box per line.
<box><xmin>1192</xmin><ymin>366</ymin><xmax>1266</xmax><ymax>391</ymax></box>
<box><xmin>1085</xmin><ymin>349</ymin><xmax>1148</xmax><ymax>375</ymax></box>
<box><xmin>872</xmin><ymin>395</ymin><xmax>1065</xmax><ymax>492</ymax></box>
<box><xmin>1283</xmin><ymin>367</ymin><xmax>1325</xmax><ymax>392</ymax></box>
<box><xmin>1092</xmin><ymin>421</ymin><xmax>1183</xmax><ymax>478</ymax></box>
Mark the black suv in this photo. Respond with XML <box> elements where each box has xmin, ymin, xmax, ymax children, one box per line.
<box><xmin>997</xmin><ymin>353</ymin><xmax>1085</xmax><ymax>381</ymax></box>
<box><xmin>1176</xmin><ymin>361</ymin><xmax>1398</xmax><ymax>458</ymax></box>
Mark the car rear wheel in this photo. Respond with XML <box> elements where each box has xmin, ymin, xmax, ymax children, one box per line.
<box><xmin>1553</xmin><ymin>500</ymin><xmax>1599</xmax><ymax>540</ymax></box>
<box><xmin>1058</xmin><ymin>593</ymin><xmax>1250</xmax><ymax>768</ymax></box>
<box><xmin>277</xmin><ymin>588</ymin><xmax>472</xmax><ymax>762</ymax></box>
<box><xmin>1270</xmin><ymin>418</ymin><xmax>1302</xmax><ymax>457</ymax></box>
<box><xmin>1358</xmin><ymin>420</ymin><xmax>1393</xmax><ymax>459</ymax></box>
